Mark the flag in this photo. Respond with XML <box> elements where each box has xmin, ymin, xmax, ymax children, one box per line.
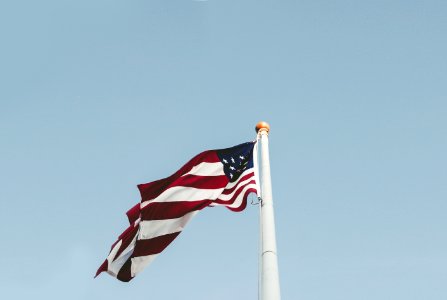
<box><xmin>96</xmin><ymin>141</ymin><xmax>258</xmax><ymax>282</ymax></box>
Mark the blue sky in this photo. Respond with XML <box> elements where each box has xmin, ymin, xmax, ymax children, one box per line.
<box><xmin>1</xmin><ymin>1</ymin><xmax>446</xmax><ymax>299</ymax></box>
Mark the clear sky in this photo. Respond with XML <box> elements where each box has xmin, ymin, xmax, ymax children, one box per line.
<box><xmin>1</xmin><ymin>1</ymin><xmax>446</xmax><ymax>299</ymax></box>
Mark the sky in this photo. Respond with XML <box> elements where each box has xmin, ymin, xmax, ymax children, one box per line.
<box><xmin>1</xmin><ymin>0</ymin><xmax>446</xmax><ymax>299</ymax></box>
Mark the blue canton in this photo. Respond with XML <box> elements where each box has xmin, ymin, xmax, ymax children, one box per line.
<box><xmin>216</xmin><ymin>142</ymin><xmax>255</xmax><ymax>183</ymax></box>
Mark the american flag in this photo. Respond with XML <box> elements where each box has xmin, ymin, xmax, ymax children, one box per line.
<box><xmin>96</xmin><ymin>141</ymin><xmax>258</xmax><ymax>282</ymax></box>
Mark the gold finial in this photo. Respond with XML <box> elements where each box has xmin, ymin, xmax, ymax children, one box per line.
<box><xmin>255</xmin><ymin>121</ymin><xmax>270</xmax><ymax>133</ymax></box>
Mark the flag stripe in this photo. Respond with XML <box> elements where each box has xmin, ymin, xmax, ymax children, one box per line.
<box><xmin>183</xmin><ymin>162</ymin><xmax>225</xmax><ymax>177</ymax></box>
<box><xmin>140</xmin><ymin>169</ymin><xmax>253</xmax><ymax>208</ymax></box>
<box><xmin>133</xmin><ymin>232</ymin><xmax>181</xmax><ymax>257</ymax></box>
<box><xmin>139</xmin><ymin>174</ymin><xmax>227</xmax><ymax>209</ymax></box>
<box><xmin>225</xmin><ymin>188</ymin><xmax>257</xmax><ymax>212</ymax></box>
<box><xmin>108</xmin><ymin>234</ymin><xmax>138</xmax><ymax>276</ymax></box>
<box><xmin>112</xmin><ymin>225</ymin><xmax>139</xmax><ymax>262</ymax></box>
<box><xmin>221</xmin><ymin>172</ymin><xmax>255</xmax><ymax>195</ymax></box>
<box><xmin>126</xmin><ymin>204</ymin><xmax>140</xmax><ymax>224</ymax></box>
<box><xmin>138</xmin><ymin>211</ymin><xmax>198</xmax><ymax>240</ymax></box>
<box><xmin>117</xmin><ymin>259</ymin><xmax>132</xmax><ymax>282</ymax></box>
<box><xmin>137</xmin><ymin>151</ymin><xmax>220</xmax><ymax>201</ymax></box>
<box><xmin>115</xmin><ymin>232</ymin><xmax>181</xmax><ymax>281</ymax></box>
<box><xmin>219</xmin><ymin>179</ymin><xmax>256</xmax><ymax>201</ymax></box>
<box><xmin>95</xmin><ymin>260</ymin><xmax>108</xmax><ymax>277</ymax></box>
<box><xmin>226</xmin><ymin>185</ymin><xmax>257</xmax><ymax>209</ymax></box>
<box><xmin>140</xmin><ymin>200</ymin><xmax>212</xmax><ymax>221</ymax></box>
<box><xmin>141</xmin><ymin>186</ymin><xmax>225</xmax><ymax>207</ymax></box>
<box><xmin>216</xmin><ymin>182</ymin><xmax>257</xmax><ymax>206</ymax></box>
<box><xmin>175</xmin><ymin>174</ymin><xmax>228</xmax><ymax>189</ymax></box>
<box><xmin>131</xmin><ymin>255</ymin><xmax>158</xmax><ymax>277</ymax></box>
<box><xmin>140</xmin><ymin>174</ymin><xmax>227</xmax><ymax>206</ymax></box>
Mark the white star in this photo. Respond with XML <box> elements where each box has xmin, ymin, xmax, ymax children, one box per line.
<box><xmin>231</xmin><ymin>157</ymin><xmax>235</xmax><ymax>163</ymax></box>
<box><xmin>230</xmin><ymin>173</ymin><xmax>233</xmax><ymax>178</ymax></box>
<box><xmin>229</xmin><ymin>166</ymin><xmax>236</xmax><ymax>171</ymax></box>
<box><xmin>223</xmin><ymin>159</ymin><xmax>228</xmax><ymax>164</ymax></box>
<box><xmin>239</xmin><ymin>155</ymin><xmax>244</xmax><ymax>160</ymax></box>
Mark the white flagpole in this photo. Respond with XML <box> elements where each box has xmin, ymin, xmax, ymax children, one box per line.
<box><xmin>256</xmin><ymin>121</ymin><xmax>281</xmax><ymax>300</ymax></box>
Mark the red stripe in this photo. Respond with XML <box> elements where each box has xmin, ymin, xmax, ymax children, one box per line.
<box><xmin>221</xmin><ymin>172</ymin><xmax>254</xmax><ymax>195</ymax></box>
<box><xmin>133</xmin><ymin>232</ymin><xmax>181</xmax><ymax>257</ymax></box>
<box><xmin>114</xmin><ymin>230</ymin><xmax>183</xmax><ymax>282</ymax></box>
<box><xmin>215</xmin><ymin>180</ymin><xmax>256</xmax><ymax>205</ymax></box>
<box><xmin>95</xmin><ymin>259</ymin><xmax>108</xmax><ymax>278</ymax></box>
<box><xmin>117</xmin><ymin>259</ymin><xmax>132</xmax><ymax>282</ymax></box>
<box><xmin>115</xmin><ymin>233</ymin><xmax>181</xmax><ymax>282</ymax></box>
<box><xmin>140</xmin><ymin>200</ymin><xmax>212</xmax><ymax>221</ymax></box>
<box><xmin>138</xmin><ymin>151</ymin><xmax>220</xmax><ymax>201</ymax></box>
<box><xmin>112</xmin><ymin>225</ymin><xmax>139</xmax><ymax>262</ymax></box>
<box><xmin>126</xmin><ymin>204</ymin><xmax>140</xmax><ymax>224</ymax></box>
<box><xmin>174</xmin><ymin>174</ymin><xmax>228</xmax><ymax>189</ymax></box>
<box><xmin>225</xmin><ymin>188</ymin><xmax>257</xmax><ymax>212</ymax></box>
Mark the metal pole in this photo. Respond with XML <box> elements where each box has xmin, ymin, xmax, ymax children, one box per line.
<box><xmin>256</xmin><ymin>121</ymin><xmax>281</xmax><ymax>300</ymax></box>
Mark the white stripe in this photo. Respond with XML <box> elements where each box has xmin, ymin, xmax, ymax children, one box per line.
<box><xmin>107</xmin><ymin>233</ymin><xmax>138</xmax><ymax>277</ymax></box>
<box><xmin>106</xmin><ymin>240</ymin><xmax>122</xmax><ymax>263</ymax></box>
<box><xmin>183</xmin><ymin>162</ymin><xmax>224</xmax><ymax>177</ymax></box>
<box><xmin>131</xmin><ymin>254</ymin><xmax>158</xmax><ymax>277</ymax></box>
<box><xmin>138</xmin><ymin>211</ymin><xmax>198</xmax><ymax>240</ymax></box>
<box><xmin>225</xmin><ymin>168</ymin><xmax>255</xmax><ymax>190</ymax></box>
<box><xmin>227</xmin><ymin>183</ymin><xmax>257</xmax><ymax>208</ymax></box>
<box><xmin>141</xmin><ymin>186</ymin><xmax>225</xmax><ymax>208</ymax></box>
<box><xmin>224</xmin><ymin>183</ymin><xmax>258</xmax><ymax>208</ymax></box>
<box><xmin>218</xmin><ymin>176</ymin><xmax>256</xmax><ymax>201</ymax></box>
<box><xmin>141</xmin><ymin>167</ymin><xmax>254</xmax><ymax>208</ymax></box>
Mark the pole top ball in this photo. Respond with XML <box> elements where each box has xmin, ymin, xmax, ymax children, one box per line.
<box><xmin>256</xmin><ymin>121</ymin><xmax>270</xmax><ymax>133</ymax></box>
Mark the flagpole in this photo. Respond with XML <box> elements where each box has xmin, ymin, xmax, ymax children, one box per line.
<box><xmin>256</xmin><ymin>121</ymin><xmax>281</xmax><ymax>300</ymax></box>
